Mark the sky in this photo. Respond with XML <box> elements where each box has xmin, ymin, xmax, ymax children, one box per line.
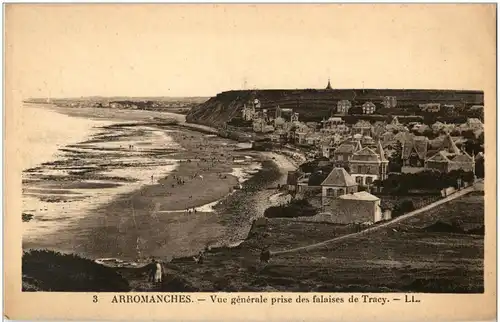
<box><xmin>5</xmin><ymin>4</ymin><xmax>495</xmax><ymax>99</ymax></box>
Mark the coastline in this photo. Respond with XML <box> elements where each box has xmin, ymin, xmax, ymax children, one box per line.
<box><xmin>23</xmin><ymin>104</ymin><xmax>297</xmax><ymax>265</ymax></box>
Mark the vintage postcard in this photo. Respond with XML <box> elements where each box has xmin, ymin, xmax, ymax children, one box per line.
<box><xmin>4</xmin><ymin>3</ymin><xmax>497</xmax><ymax>321</ymax></box>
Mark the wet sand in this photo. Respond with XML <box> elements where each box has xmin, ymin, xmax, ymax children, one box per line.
<box><xmin>23</xmin><ymin>106</ymin><xmax>297</xmax><ymax>264</ymax></box>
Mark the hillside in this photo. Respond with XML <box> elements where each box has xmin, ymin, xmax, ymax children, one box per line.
<box><xmin>186</xmin><ymin>89</ymin><xmax>483</xmax><ymax>127</ymax></box>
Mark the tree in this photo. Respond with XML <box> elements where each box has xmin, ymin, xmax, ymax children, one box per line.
<box><xmin>349</xmin><ymin>106</ymin><xmax>363</xmax><ymax>115</ymax></box>
<box><xmin>475</xmin><ymin>156</ymin><xmax>485</xmax><ymax>178</ymax></box>
<box><xmin>388</xmin><ymin>141</ymin><xmax>403</xmax><ymax>173</ymax></box>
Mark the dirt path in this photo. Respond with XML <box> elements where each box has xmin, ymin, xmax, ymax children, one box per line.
<box><xmin>272</xmin><ymin>186</ymin><xmax>476</xmax><ymax>256</ymax></box>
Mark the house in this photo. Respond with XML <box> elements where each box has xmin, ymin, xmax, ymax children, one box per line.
<box><xmin>349</xmin><ymin>140</ymin><xmax>388</xmax><ymax>186</ymax></box>
<box><xmin>321</xmin><ymin>117</ymin><xmax>350</xmax><ymax>134</ymax></box>
<box><xmin>419</xmin><ymin>103</ymin><xmax>441</xmax><ymax>112</ymax></box>
<box><xmin>386</xmin><ymin>116</ymin><xmax>407</xmax><ymax>133</ymax></box>
<box><xmin>382</xmin><ymin>96</ymin><xmax>398</xmax><ymax>109</ymax></box>
<box><xmin>291</xmin><ymin>123</ymin><xmax>311</xmax><ymax>144</ymax></box>
<box><xmin>425</xmin><ymin>152</ymin><xmax>475</xmax><ymax>173</ymax></box>
<box><xmin>362</xmin><ymin>102</ymin><xmax>376</xmax><ymax>114</ymax></box>
<box><xmin>273</xmin><ymin>116</ymin><xmax>287</xmax><ymax>129</ymax></box>
<box><xmin>321</xmin><ymin>168</ymin><xmax>358</xmax><ymax>202</ymax></box>
<box><xmin>466</xmin><ymin>118</ymin><xmax>483</xmax><ymax>131</ymax></box>
<box><xmin>361</xmin><ymin>135</ymin><xmax>376</xmax><ymax>149</ymax></box>
<box><xmin>242</xmin><ymin>103</ymin><xmax>256</xmax><ymax>121</ymax></box>
<box><xmin>425</xmin><ymin>134</ymin><xmax>475</xmax><ymax>173</ymax></box>
<box><xmin>370</xmin><ymin>121</ymin><xmax>387</xmax><ymax>138</ymax></box>
<box><xmin>442</xmin><ymin>104</ymin><xmax>455</xmax><ymax>115</ymax></box>
<box><xmin>393</xmin><ymin>131</ymin><xmax>413</xmax><ymax>144</ymax></box>
<box><xmin>304</xmin><ymin>132</ymin><xmax>323</xmax><ymax>146</ymax></box>
<box><xmin>379</xmin><ymin>131</ymin><xmax>396</xmax><ymax>145</ymax></box>
<box><xmin>322</xmin><ymin>191</ymin><xmax>383</xmax><ymax>224</ymax></box>
<box><xmin>253</xmin><ymin>118</ymin><xmax>274</xmax><ymax>133</ymax></box>
<box><xmin>352</xmin><ymin>120</ymin><xmax>372</xmax><ymax>136</ymax></box>
<box><xmin>286</xmin><ymin>170</ymin><xmax>302</xmax><ymax>192</ymax></box>
<box><xmin>332</xmin><ymin>140</ymin><xmax>362</xmax><ymax>167</ymax></box>
<box><xmin>402</xmin><ymin>136</ymin><xmax>428</xmax><ymax>167</ymax></box>
<box><xmin>269</xmin><ymin>130</ymin><xmax>288</xmax><ymax>143</ymax></box>
<box><xmin>337</xmin><ymin>100</ymin><xmax>352</xmax><ymax>115</ymax></box>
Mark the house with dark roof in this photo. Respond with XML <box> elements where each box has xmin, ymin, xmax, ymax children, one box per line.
<box><xmin>320</xmin><ymin>168</ymin><xmax>358</xmax><ymax>201</ymax></box>
<box><xmin>349</xmin><ymin>140</ymin><xmax>389</xmax><ymax>186</ymax></box>
<box><xmin>424</xmin><ymin>134</ymin><xmax>475</xmax><ymax>173</ymax></box>
<box><xmin>402</xmin><ymin>136</ymin><xmax>429</xmax><ymax>167</ymax></box>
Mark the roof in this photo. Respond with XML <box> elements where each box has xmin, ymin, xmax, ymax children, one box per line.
<box><xmin>334</xmin><ymin>143</ymin><xmax>356</xmax><ymax>154</ymax></box>
<box><xmin>353</xmin><ymin>120</ymin><xmax>371</xmax><ymax>128</ymax></box>
<box><xmin>339</xmin><ymin>191</ymin><xmax>380</xmax><ymax>201</ymax></box>
<box><xmin>440</xmin><ymin>134</ymin><xmax>461</xmax><ymax>154</ymax></box>
<box><xmin>321</xmin><ymin>168</ymin><xmax>357</xmax><ymax>187</ymax></box>
<box><xmin>449</xmin><ymin>154</ymin><xmax>474</xmax><ymax>162</ymax></box>
<box><xmin>402</xmin><ymin>137</ymin><xmax>428</xmax><ymax>159</ymax></box>
<box><xmin>394</xmin><ymin>131</ymin><xmax>413</xmax><ymax>142</ymax></box>
<box><xmin>426</xmin><ymin>151</ymin><xmax>452</xmax><ymax>162</ymax></box>
<box><xmin>351</xmin><ymin>147</ymin><xmax>382</xmax><ymax>162</ymax></box>
<box><xmin>467</xmin><ymin>118</ymin><xmax>483</xmax><ymax>124</ymax></box>
<box><xmin>376</xmin><ymin>140</ymin><xmax>387</xmax><ymax>161</ymax></box>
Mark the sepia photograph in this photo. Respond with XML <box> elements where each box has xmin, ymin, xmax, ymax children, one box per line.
<box><xmin>4</xmin><ymin>3</ymin><xmax>496</xmax><ymax>321</ymax></box>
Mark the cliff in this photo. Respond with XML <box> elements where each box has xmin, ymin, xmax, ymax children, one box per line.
<box><xmin>186</xmin><ymin>89</ymin><xmax>484</xmax><ymax>127</ymax></box>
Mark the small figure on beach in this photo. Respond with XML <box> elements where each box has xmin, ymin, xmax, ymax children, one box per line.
<box><xmin>151</xmin><ymin>175</ymin><xmax>154</xmax><ymax>184</ymax></box>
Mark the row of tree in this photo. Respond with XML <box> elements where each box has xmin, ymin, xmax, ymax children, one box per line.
<box><xmin>374</xmin><ymin>169</ymin><xmax>476</xmax><ymax>194</ymax></box>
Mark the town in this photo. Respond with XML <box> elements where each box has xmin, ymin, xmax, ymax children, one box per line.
<box><xmin>222</xmin><ymin>81</ymin><xmax>484</xmax><ymax>227</ymax></box>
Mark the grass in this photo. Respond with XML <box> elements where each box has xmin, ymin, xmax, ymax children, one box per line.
<box><xmin>162</xmin><ymin>192</ymin><xmax>484</xmax><ymax>292</ymax></box>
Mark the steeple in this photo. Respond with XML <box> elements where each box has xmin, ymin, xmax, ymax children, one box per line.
<box><xmin>326</xmin><ymin>78</ymin><xmax>333</xmax><ymax>90</ymax></box>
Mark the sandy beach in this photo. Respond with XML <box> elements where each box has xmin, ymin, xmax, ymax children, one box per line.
<box><xmin>22</xmin><ymin>105</ymin><xmax>297</xmax><ymax>264</ymax></box>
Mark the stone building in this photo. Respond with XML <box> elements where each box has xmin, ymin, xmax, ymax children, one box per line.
<box><xmin>349</xmin><ymin>140</ymin><xmax>388</xmax><ymax>186</ymax></box>
<box><xmin>322</xmin><ymin>191</ymin><xmax>382</xmax><ymax>224</ymax></box>
<box><xmin>321</xmin><ymin>167</ymin><xmax>358</xmax><ymax>200</ymax></box>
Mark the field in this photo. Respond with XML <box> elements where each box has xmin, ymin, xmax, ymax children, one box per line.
<box><xmin>159</xmin><ymin>192</ymin><xmax>484</xmax><ymax>292</ymax></box>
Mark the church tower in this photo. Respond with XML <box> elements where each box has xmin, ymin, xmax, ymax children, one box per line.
<box><xmin>325</xmin><ymin>78</ymin><xmax>333</xmax><ymax>90</ymax></box>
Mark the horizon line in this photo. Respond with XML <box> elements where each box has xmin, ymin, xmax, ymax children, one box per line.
<box><xmin>25</xmin><ymin>87</ymin><xmax>484</xmax><ymax>101</ymax></box>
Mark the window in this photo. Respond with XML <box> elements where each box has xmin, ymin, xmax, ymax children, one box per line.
<box><xmin>355</xmin><ymin>176</ymin><xmax>363</xmax><ymax>184</ymax></box>
<box><xmin>366</xmin><ymin>177</ymin><xmax>373</xmax><ymax>185</ymax></box>
<box><xmin>327</xmin><ymin>188</ymin><xmax>335</xmax><ymax>197</ymax></box>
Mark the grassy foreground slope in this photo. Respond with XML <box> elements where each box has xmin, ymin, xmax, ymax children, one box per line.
<box><xmin>162</xmin><ymin>192</ymin><xmax>484</xmax><ymax>292</ymax></box>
